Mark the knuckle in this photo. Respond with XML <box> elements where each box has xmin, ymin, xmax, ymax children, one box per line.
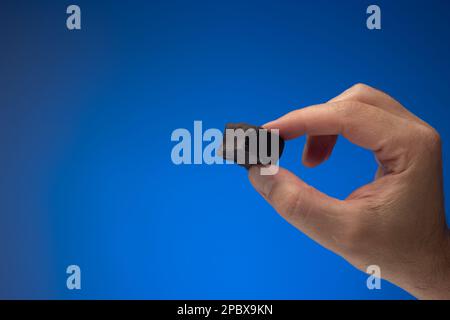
<box><xmin>334</xmin><ymin>100</ymin><xmax>365</xmax><ymax>118</ymax></box>
<box><xmin>350</xmin><ymin>83</ymin><xmax>371</xmax><ymax>94</ymax></box>
<box><xmin>416</xmin><ymin>124</ymin><xmax>441</xmax><ymax>150</ymax></box>
<box><xmin>425</xmin><ymin>127</ymin><xmax>441</xmax><ymax>145</ymax></box>
<box><xmin>265</xmin><ymin>183</ymin><xmax>300</xmax><ymax>220</ymax></box>
<box><xmin>282</xmin><ymin>191</ymin><xmax>304</xmax><ymax>221</ymax></box>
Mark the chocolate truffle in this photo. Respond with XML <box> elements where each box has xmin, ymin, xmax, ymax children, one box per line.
<box><xmin>219</xmin><ymin>123</ymin><xmax>285</xmax><ymax>169</ymax></box>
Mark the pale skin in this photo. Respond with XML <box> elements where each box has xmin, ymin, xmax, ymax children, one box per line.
<box><xmin>248</xmin><ymin>84</ymin><xmax>450</xmax><ymax>299</ymax></box>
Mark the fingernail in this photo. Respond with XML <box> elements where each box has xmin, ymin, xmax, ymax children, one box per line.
<box><xmin>248</xmin><ymin>166</ymin><xmax>275</xmax><ymax>197</ymax></box>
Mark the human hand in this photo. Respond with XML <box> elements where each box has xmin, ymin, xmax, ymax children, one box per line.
<box><xmin>248</xmin><ymin>84</ymin><xmax>450</xmax><ymax>299</ymax></box>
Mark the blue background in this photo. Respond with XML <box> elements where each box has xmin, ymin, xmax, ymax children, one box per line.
<box><xmin>1</xmin><ymin>0</ymin><xmax>450</xmax><ymax>299</ymax></box>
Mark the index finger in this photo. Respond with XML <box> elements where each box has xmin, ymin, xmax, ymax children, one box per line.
<box><xmin>264</xmin><ymin>101</ymin><xmax>409</xmax><ymax>152</ymax></box>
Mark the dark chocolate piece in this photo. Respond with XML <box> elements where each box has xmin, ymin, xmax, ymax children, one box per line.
<box><xmin>219</xmin><ymin>122</ymin><xmax>285</xmax><ymax>169</ymax></box>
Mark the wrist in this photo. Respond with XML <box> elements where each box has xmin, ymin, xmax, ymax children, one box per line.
<box><xmin>401</xmin><ymin>230</ymin><xmax>450</xmax><ymax>299</ymax></box>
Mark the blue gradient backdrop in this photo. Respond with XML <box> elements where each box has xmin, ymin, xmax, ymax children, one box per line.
<box><xmin>1</xmin><ymin>0</ymin><xmax>450</xmax><ymax>299</ymax></box>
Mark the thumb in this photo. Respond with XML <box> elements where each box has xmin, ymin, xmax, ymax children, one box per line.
<box><xmin>248</xmin><ymin>165</ymin><xmax>349</xmax><ymax>250</ymax></box>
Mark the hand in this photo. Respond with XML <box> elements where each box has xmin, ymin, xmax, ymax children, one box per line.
<box><xmin>248</xmin><ymin>84</ymin><xmax>450</xmax><ymax>299</ymax></box>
